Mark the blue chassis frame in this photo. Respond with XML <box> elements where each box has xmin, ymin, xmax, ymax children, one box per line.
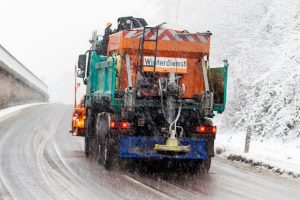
<box><xmin>119</xmin><ymin>136</ymin><xmax>208</xmax><ymax>160</ymax></box>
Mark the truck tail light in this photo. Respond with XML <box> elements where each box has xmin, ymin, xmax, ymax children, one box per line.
<box><xmin>110</xmin><ymin>122</ymin><xmax>116</xmax><ymax>129</ymax></box>
<box><xmin>121</xmin><ymin>122</ymin><xmax>129</xmax><ymax>129</ymax></box>
<box><xmin>196</xmin><ymin>125</ymin><xmax>217</xmax><ymax>134</ymax></box>
<box><xmin>110</xmin><ymin>121</ymin><xmax>130</xmax><ymax>129</ymax></box>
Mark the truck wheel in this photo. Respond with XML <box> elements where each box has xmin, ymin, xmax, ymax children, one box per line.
<box><xmin>90</xmin><ymin>137</ymin><xmax>98</xmax><ymax>159</ymax></box>
<box><xmin>85</xmin><ymin>110</ymin><xmax>96</xmax><ymax>158</ymax></box>
<box><xmin>84</xmin><ymin>136</ymin><xmax>89</xmax><ymax>157</ymax></box>
<box><xmin>103</xmin><ymin>137</ymin><xmax>115</xmax><ymax>170</ymax></box>
<box><xmin>199</xmin><ymin>157</ymin><xmax>211</xmax><ymax>174</ymax></box>
<box><xmin>95</xmin><ymin>113</ymin><xmax>105</xmax><ymax>164</ymax></box>
<box><xmin>204</xmin><ymin>117</ymin><xmax>213</xmax><ymax>126</ymax></box>
<box><xmin>95</xmin><ymin>113</ymin><xmax>116</xmax><ymax>170</ymax></box>
<box><xmin>204</xmin><ymin>117</ymin><xmax>215</xmax><ymax>158</ymax></box>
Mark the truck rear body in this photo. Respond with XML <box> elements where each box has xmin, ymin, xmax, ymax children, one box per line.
<box><xmin>73</xmin><ymin>17</ymin><xmax>228</xmax><ymax>170</ymax></box>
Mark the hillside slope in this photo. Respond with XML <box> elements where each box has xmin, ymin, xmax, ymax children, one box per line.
<box><xmin>151</xmin><ymin>0</ymin><xmax>300</xmax><ymax>141</ymax></box>
<box><xmin>222</xmin><ymin>0</ymin><xmax>300</xmax><ymax>141</ymax></box>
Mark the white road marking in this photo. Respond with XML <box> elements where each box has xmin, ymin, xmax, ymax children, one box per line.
<box><xmin>121</xmin><ymin>175</ymin><xmax>177</xmax><ymax>200</ymax></box>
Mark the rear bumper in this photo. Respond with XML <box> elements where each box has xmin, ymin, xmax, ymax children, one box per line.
<box><xmin>118</xmin><ymin>136</ymin><xmax>208</xmax><ymax>160</ymax></box>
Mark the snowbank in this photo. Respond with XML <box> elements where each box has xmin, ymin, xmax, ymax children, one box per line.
<box><xmin>214</xmin><ymin>127</ymin><xmax>300</xmax><ymax>177</ymax></box>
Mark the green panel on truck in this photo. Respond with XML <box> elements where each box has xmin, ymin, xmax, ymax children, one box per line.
<box><xmin>210</xmin><ymin>61</ymin><xmax>228</xmax><ymax>113</ymax></box>
<box><xmin>89</xmin><ymin>54</ymin><xmax>119</xmax><ymax>111</ymax></box>
<box><xmin>95</xmin><ymin>59</ymin><xmax>115</xmax><ymax>94</ymax></box>
<box><xmin>87</xmin><ymin>52</ymin><xmax>106</xmax><ymax>99</ymax></box>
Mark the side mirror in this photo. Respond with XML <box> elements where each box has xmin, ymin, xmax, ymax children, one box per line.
<box><xmin>77</xmin><ymin>70</ymin><xmax>85</xmax><ymax>78</ymax></box>
<box><xmin>78</xmin><ymin>54</ymin><xmax>86</xmax><ymax>70</ymax></box>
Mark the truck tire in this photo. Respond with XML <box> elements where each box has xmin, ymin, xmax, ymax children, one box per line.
<box><xmin>95</xmin><ymin>113</ymin><xmax>116</xmax><ymax>170</ymax></box>
<box><xmin>84</xmin><ymin>136</ymin><xmax>89</xmax><ymax>157</ymax></box>
<box><xmin>85</xmin><ymin>110</ymin><xmax>96</xmax><ymax>158</ymax></box>
<box><xmin>204</xmin><ymin>117</ymin><xmax>214</xmax><ymax>156</ymax></box>
<box><xmin>199</xmin><ymin>157</ymin><xmax>211</xmax><ymax>174</ymax></box>
<box><xmin>204</xmin><ymin>117</ymin><xmax>213</xmax><ymax>126</ymax></box>
<box><xmin>103</xmin><ymin>137</ymin><xmax>115</xmax><ymax>170</ymax></box>
<box><xmin>95</xmin><ymin>113</ymin><xmax>105</xmax><ymax>164</ymax></box>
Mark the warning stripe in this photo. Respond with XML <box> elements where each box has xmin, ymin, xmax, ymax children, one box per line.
<box><xmin>158</xmin><ymin>30</ymin><xmax>175</xmax><ymax>40</ymax></box>
<box><xmin>124</xmin><ymin>30</ymin><xmax>143</xmax><ymax>38</ymax></box>
<box><xmin>191</xmin><ymin>34</ymin><xmax>201</xmax><ymax>42</ymax></box>
<box><xmin>178</xmin><ymin>34</ymin><xmax>189</xmax><ymax>41</ymax></box>
<box><xmin>145</xmin><ymin>29</ymin><xmax>155</xmax><ymax>39</ymax></box>
<box><xmin>124</xmin><ymin>29</ymin><xmax>209</xmax><ymax>42</ymax></box>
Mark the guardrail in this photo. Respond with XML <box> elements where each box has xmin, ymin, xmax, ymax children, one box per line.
<box><xmin>0</xmin><ymin>44</ymin><xmax>48</xmax><ymax>94</ymax></box>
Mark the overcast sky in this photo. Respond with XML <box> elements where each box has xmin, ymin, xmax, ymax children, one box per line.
<box><xmin>0</xmin><ymin>0</ymin><xmax>231</xmax><ymax>103</ymax></box>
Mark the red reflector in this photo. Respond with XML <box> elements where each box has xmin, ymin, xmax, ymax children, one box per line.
<box><xmin>199</xmin><ymin>125</ymin><xmax>206</xmax><ymax>133</ymax></box>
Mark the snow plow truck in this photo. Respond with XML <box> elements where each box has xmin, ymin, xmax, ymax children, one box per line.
<box><xmin>73</xmin><ymin>16</ymin><xmax>228</xmax><ymax>172</ymax></box>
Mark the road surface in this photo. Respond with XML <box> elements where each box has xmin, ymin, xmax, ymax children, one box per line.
<box><xmin>0</xmin><ymin>104</ymin><xmax>299</xmax><ymax>200</ymax></box>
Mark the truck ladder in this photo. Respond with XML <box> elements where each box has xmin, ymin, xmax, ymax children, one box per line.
<box><xmin>137</xmin><ymin>26</ymin><xmax>159</xmax><ymax>73</ymax></box>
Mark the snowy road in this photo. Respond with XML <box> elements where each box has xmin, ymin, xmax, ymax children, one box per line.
<box><xmin>0</xmin><ymin>104</ymin><xmax>299</xmax><ymax>200</ymax></box>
